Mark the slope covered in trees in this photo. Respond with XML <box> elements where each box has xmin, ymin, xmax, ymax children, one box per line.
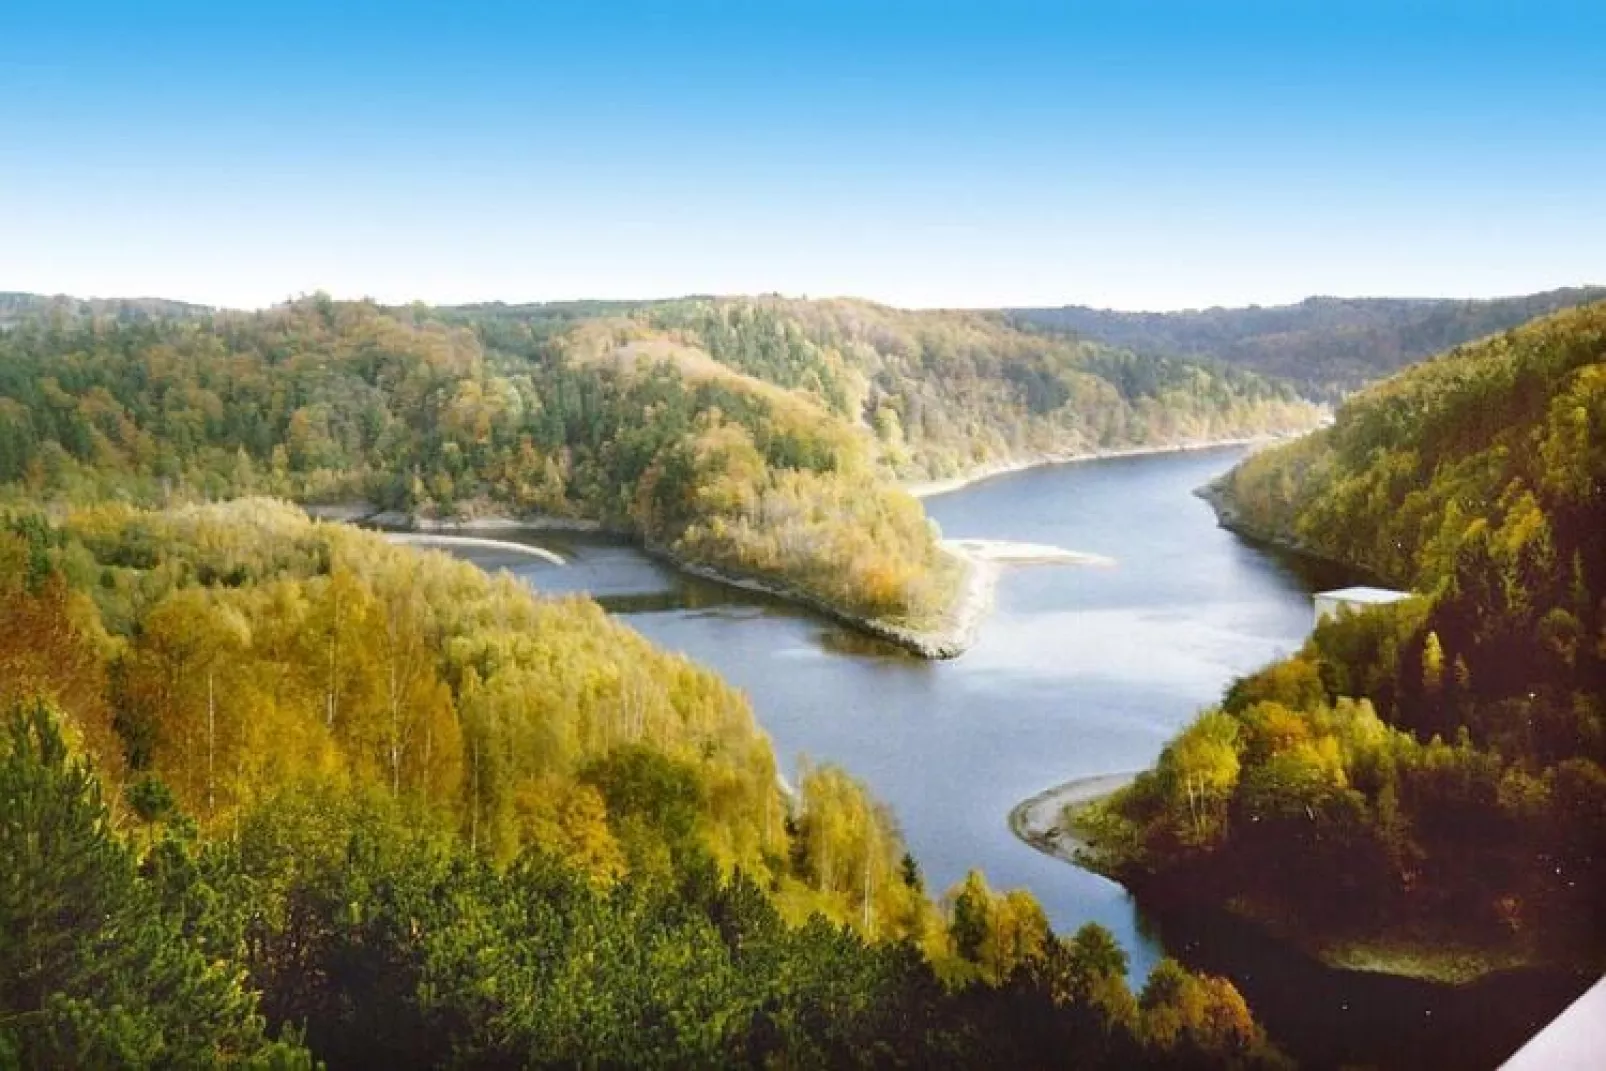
<box><xmin>0</xmin><ymin>293</ymin><xmax>1316</xmax><ymax>647</ymax></box>
<box><xmin>467</xmin><ymin>295</ymin><xmax>1320</xmax><ymax>482</ymax></box>
<box><xmin>1076</xmin><ymin>302</ymin><xmax>1606</xmax><ymax>979</ymax></box>
<box><xmin>1014</xmin><ymin>287</ymin><xmax>1606</xmax><ymax>400</ymax></box>
<box><xmin>0</xmin><ymin>502</ymin><xmax>1283</xmax><ymax>1067</ymax></box>
<box><xmin>0</xmin><ymin>297</ymin><xmax>960</xmax><ymax>631</ymax></box>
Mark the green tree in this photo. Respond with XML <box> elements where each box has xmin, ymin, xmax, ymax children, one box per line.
<box><xmin>0</xmin><ymin>702</ymin><xmax>310</xmax><ymax>1068</ymax></box>
<box><xmin>948</xmin><ymin>869</ymin><xmax>992</xmax><ymax>964</ymax></box>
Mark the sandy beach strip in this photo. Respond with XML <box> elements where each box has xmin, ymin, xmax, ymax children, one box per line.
<box><xmin>383</xmin><ymin>532</ymin><xmax>567</xmax><ymax>565</ymax></box>
<box><xmin>1008</xmin><ymin>771</ymin><xmax>1139</xmax><ymax>864</ymax></box>
<box><xmin>942</xmin><ymin>538</ymin><xmax>1116</xmax><ymax>567</ymax></box>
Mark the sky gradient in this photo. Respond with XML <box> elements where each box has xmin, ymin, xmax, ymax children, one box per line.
<box><xmin>3</xmin><ymin>1</ymin><xmax>1603</xmax><ymax>310</ymax></box>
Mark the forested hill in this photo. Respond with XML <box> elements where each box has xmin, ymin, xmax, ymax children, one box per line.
<box><xmin>1013</xmin><ymin>286</ymin><xmax>1606</xmax><ymax>399</ymax></box>
<box><xmin>1081</xmin><ymin>302</ymin><xmax>1606</xmax><ymax>981</ymax></box>
<box><xmin>449</xmin><ymin>296</ymin><xmax>1320</xmax><ymax>482</ymax></box>
<box><xmin>0</xmin><ymin>292</ymin><xmax>1317</xmax><ymax>647</ymax></box>
<box><xmin>1209</xmin><ymin>300</ymin><xmax>1605</xmax><ymax>587</ymax></box>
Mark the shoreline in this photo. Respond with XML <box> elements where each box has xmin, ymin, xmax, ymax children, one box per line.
<box><xmin>1194</xmin><ymin>479</ymin><xmax>1400</xmax><ymax>587</ymax></box>
<box><xmin>904</xmin><ymin>434</ymin><xmax>1294</xmax><ymax>500</ymax></box>
<box><xmin>1191</xmin><ymin>478</ymin><xmax>1311</xmax><ymax>557</ymax></box>
<box><xmin>312</xmin><ymin>500</ymin><xmax>999</xmax><ymax>659</ymax></box>
<box><xmin>304</xmin><ymin>502</ymin><xmax>610</xmax><ymax>533</ymax></box>
<box><xmin>381</xmin><ymin>532</ymin><xmax>567</xmax><ymax>565</ymax></box>
<box><xmin>657</xmin><ymin>541</ymin><xmax>1000</xmax><ymax>660</ymax></box>
<box><xmin>1007</xmin><ymin>772</ymin><xmax>1139</xmax><ymax>863</ymax></box>
<box><xmin>1008</xmin><ymin>771</ymin><xmax>1553</xmax><ymax>985</ymax></box>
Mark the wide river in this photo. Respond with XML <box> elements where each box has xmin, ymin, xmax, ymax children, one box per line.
<box><xmin>440</xmin><ymin>446</ymin><xmax>1577</xmax><ymax>1069</ymax></box>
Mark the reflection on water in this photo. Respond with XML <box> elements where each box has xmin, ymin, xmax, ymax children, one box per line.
<box><xmin>813</xmin><ymin>625</ymin><xmax>917</xmax><ymax>659</ymax></box>
<box><xmin>438</xmin><ymin>447</ymin><xmax>1579</xmax><ymax>1069</ymax></box>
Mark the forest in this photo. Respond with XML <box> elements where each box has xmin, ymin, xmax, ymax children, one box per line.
<box><xmin>1015</xmin><ymin>287</ymin><xmax>1606</xmax><ymax>400</ymax></box>
<box><xmin>0</xmin><ymin>500</ymin><xmax>1284</xmax><ymax>1067</ymax></box>
<box><xmin>0</xmin><ymin>294</ymin><xmax>1315</xmax><ymax>637</ymax></box>
<box><xmin>538</xmin><ymin>295</ymin><xmax>1320</xmax><ymax>483</ymax></box>
<box><xmin>1077</xmin><ymin>303</ymin><xmax>1606</xmax><ymax>977</ymax></box>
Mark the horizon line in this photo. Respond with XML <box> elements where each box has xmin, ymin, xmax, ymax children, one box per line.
<box><xmin>7</xmin><ymin>282</ymin><xmax>1604</xmax><ymax>318</ymax></box>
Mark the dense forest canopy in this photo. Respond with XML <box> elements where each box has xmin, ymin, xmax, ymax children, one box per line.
<box><xmin>1014</xmin><ymin>287</ymin><xmax>1606</xmax><ymax>400</ymax></box>
<box><xmin>0</xmin><ymin>501</ymin><xmax>1283</xmax><ymax>1067</ymax></box>
<box><xmin>0</xmin><ymin>292</ymin><xmax>1317</xmax><ymax>634</ymax></box>
<box><xmin>1081</xmin><ymin>302</ymin><xmax>1606</xmax><ymax>977</ymax></box>
<box><xmin>438</xmin><ymin>293</ymin><xmax>1320</xmax><ymax>481</ymax></box>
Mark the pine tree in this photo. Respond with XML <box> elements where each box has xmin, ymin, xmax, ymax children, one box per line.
<box><xmin>0</xmin><ymin>701</ymin><xmax>311</xmax><ymax>1068</ymax></box>
<box><xmin>948</xmin><ymin>870</ymin><xmax>992</xmax><ymax>964</ymax></box>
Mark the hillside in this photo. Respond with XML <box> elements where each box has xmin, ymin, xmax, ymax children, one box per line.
<box><xmin>0</xmin><ymin>500</ymin><xmax>1284</xmax><ymax>1067</ymax></box>
<box><xmin>1014</xmin><ymin>287</ymin><xmax>1606</xmax><ymax>399</ymax></box>
<box><xmin>512</xmin><ymin>295</ymin><xmax>1320</xmax><ymax>482</ymax></box>
<box><xmin>1075</xmin><ymin>302</ymin><xmax>1606</xmax><ymax>979</ymax></box>
<box><xmin>0</xmin><ymin>293</ymin><xmax>1318</xmax><ymax>653</ymax></box>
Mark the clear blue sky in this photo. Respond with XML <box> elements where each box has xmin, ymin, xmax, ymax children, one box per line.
<box><xmin>3</xmin><ymin>1</ymin><xmax>1602</xmax><ymax>310</ymax></box>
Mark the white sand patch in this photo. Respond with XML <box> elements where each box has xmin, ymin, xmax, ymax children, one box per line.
<box><xmin>942</xmin><ymin>538</ymin><xmax>1115</xmax><ymax>567</ymax></box>
<box><xmin>384</xmin><ymin>533</ymin><xmax>566</xmax><ymax>566</ymax></box>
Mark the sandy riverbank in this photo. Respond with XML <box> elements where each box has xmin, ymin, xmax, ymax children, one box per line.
<box><xmin>303</xmin><ymin>502</ymin><xmax>608</xmax><ymax>533</ymax></box>
<box><xmin>904</xmin><ymin>435</ymin><xmax>1294</xmax><ymax>500</ymax></box>
<box><xmin>944</xmin><ymin>538</ymin><xmax>1116</xmax><ymax>567</ymax></box>
<box><xmin>407</xmin><ymin>514</ymin><xmax>605</xmax><ymax>533</ymax></box>
<box><xmin>382</xmin><ymin>532</ymin><xmax>567</xmax><ymax>565</ymax></box>
<box><xmin>1008</xmin><ymin>771</ymin><xmax>1139</xmax><ymax>863</ymax></box>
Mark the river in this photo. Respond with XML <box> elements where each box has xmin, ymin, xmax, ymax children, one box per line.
<box><xmin>436</xmin><ymin>446</ymin><xmax>1581</xmax><ymax>1069</ymax></box>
